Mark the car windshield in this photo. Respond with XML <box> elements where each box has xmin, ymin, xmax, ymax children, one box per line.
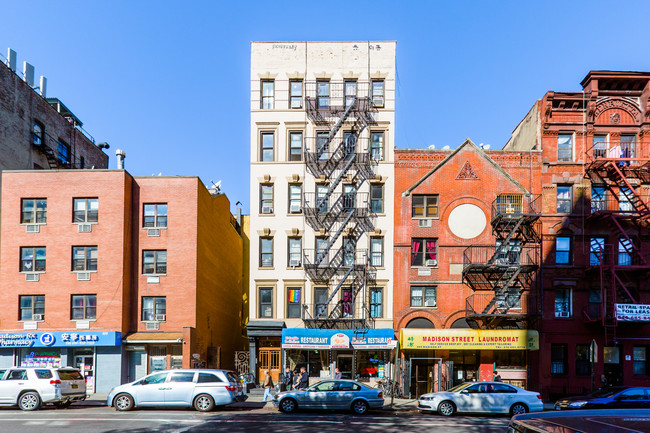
<box><xmin>588</xmin><ymin>387</ymin><xmax>628</xmax><ymax>398</ymax></box>
<box><xmin>448</xmin><ymin>383</ymin><xmax>472</xmax><ymax>393</ymax></box>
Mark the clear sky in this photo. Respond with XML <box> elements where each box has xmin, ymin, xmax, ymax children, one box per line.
<box><xmin>2</xmin><ymin>0</ymin><xmax>649</xmax><ymax>214</ymax></box>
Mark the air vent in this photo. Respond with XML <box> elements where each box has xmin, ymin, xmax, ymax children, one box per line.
<box><xmin>146</xmin><ymin>322</ymin><xmax>160</xmax><ymax>330</ymax></box>
<box><xmin>78</xmin><ymin>224</ymin><xmax>92</xmax><ymax>233</ymax></box>
<box><xmin>32</xmin><ymin>314</ymin><xmax>44</xmax><ymax>321</ymax></box>
<box><xmin>155</xmin><ymin>314</ymin><xmax>166</xmax><ymax>322</ymax></box>
<box><xmin>26</xmin><ymin>224</ymin><xmax>40</xmax><ymax>233</ymax></box>
<box><xmin>426</xmin><ymin>259</ymin><xmax>437</xmax><ymax>267</ymax></box>
<box><xmin>25</xmin><ymin>273</ymin><xmax>39</xmax><ymax>282</ymax></box>
<box><xmin>147</xmin><ymin>276</ymin><xmax>160</xmax><ymax>284</ymax></box>
<box><xmin>76</xmin><ymin>320</ymin><xmax>90</xmax><ymax>329</ymax></box>
<box><xmin>76</xmin><ymin>272</ymin><xmax>90</xmax><ymax>281</ymax></box>
<box><xmin>148</xmin><ymin>229</ymin><xmax>160</xmax><ymax>237</ymax></box>
<box><xmin>424</xmin><ymin>300</ymin><xmax>436</xmax><ymax>307</ymax></box>
<box><xmin>418</xmin><ymin>219</ymin><xmax>432</xmax><ymax>228</ymax></box>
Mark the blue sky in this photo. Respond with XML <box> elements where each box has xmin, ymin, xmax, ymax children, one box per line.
<box><xmin>2</xmin><ymin>0</ymin><xmax>650</xmax><ymax>214</ymax></box>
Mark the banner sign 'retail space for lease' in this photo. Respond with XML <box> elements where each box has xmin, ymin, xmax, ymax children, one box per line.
<box><xmin>615</xmin><ymin>304</ymin><xmax>650</xmax><ymax>321</ymax></box>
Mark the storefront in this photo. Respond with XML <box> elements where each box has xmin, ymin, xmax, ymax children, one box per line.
<box><xmin>282</xmin><ymin>328</ymin><xmax>396</xmax><ymax>386</ymax></box>
<box><xmin>0</xmin><ymin>331</ymin><xmax>122</xmax><ymax>394</ymax></box>
<box><xmin>399</xmin><ymin>328</ymin><xmax>539</xmax><ymax>397</ymax></box>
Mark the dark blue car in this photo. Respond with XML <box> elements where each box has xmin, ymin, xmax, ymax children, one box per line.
<box><xmin>554</xmin><ymin>386</ymin><xmax>650</xmax><ymax>410</ymax></box>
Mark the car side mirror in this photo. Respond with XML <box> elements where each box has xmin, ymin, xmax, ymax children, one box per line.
<box><xmin>460</xmin><ymin>389</ymin><xmax>469</xmax><ymax>394</ymax></box>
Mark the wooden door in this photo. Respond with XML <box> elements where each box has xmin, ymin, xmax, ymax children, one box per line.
<box><xmin>258</xmin><ymin>348</ymin><xmax>281</xmax><ymax>384</ymax></box>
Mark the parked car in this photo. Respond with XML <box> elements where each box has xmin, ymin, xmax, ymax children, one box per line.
<box><xmin>0</xmin><ymin>367</ymin><xmax>86</xmax><ymax>411</ymax></box>
<box><xmin>554</xmin><ymin>386</ymin><xmax>650</xmax><ymax>410</ymax></box>
<box><xmin>272</xmin><ymin>379</ymin><xmax>384</xmax><ymax>414</ymax></box>
<box><xmin>418</xmin><ymin>381</ymin><xmax>543</xmax><ymax>416</ymax></box>
<box><xmin>107</xmin><ymin>369</ymin><xmax>246</xmax><ymax>412</ymax></box>
<box><xmin>509</xmin><ymin>408</ymin><xmax>650</xmax><ymax>433</ymax></box>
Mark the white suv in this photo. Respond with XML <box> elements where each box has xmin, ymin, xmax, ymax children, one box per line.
<box><xmin>0</xmin><ymin>367</ymin><xmax>86</xmax><ymax>410</ymax></box>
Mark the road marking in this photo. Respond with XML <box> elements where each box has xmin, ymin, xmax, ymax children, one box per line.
<box><xmin>0</xmin><ymin>418</ymin><xmax>203</xmax><ymax>423</ymax></box>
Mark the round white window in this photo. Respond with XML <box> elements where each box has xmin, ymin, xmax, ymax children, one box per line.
<box><xmin>448</xmin><ymin>203</ymin><xmax>487</xmax><ymax>239</ymax></box>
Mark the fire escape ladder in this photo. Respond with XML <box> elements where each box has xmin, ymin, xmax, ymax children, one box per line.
<box><xmin>608</xmin><ymin>162</ymin><xmax>650</xmax><ymax>214</ymax></box>
<box><xmin>481</xmin><ymin>268</ymin><xmax>522</xmax><ymax>314</ymax></box>
<box><xmin>606</xmin><ymin>215</ymin><xmax>645</xmax><ymax>266</ymax></box>
<box><xmin>613</xmin><ymin>272</ymin><xmax>638</xmax><ymax>304</ymax></box>
<box><xmin>314</xmin><ymin>210</ymin><xmax>355</xmax><ymax>267</ymax></box>
<box><xmin>487</xmin><ymin>218</ymin><xmax>524</xmax><ymax>264</ymax></box>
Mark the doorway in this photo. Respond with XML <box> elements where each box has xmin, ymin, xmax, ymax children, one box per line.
<box><xmin>604</xmin><ymin>346</ymin><xmax>623</xmax><ymax>386</ymax></box>
<box><xmin>73</xmin><ymin>348</ymin><xmax>95</xmax><ymax>394</ymax></box>
<box><xmin>258</xmin><ymin>347</ymin><xmax>281</xmax><ymax>383</ymax></box>
<box><xmin>336</xmin><ymin>354</ymin><xmax>353</xmax><ymax>379</ymax></box>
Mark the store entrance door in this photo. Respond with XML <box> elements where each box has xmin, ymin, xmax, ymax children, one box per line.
<box><xmin>74</xmin><ymin>354</ymin><xmax>94</xmax><ymax>394</ymax></box>
<box><xmin>336</xmin><ymin>354</ymin><xmax>353</xmax><ymax>379</ymax></box>
<box><xmin>258</xmin><ymin>348</ymin><xmax>280</xmax><ymax>384</ymax></box>
<box><xmin>604</xmin><ymin>346</ymin><xmax>623</xmax><ymax>386</ymax></box>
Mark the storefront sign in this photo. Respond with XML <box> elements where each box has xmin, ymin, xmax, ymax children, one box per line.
<box><xmin>400</xmin><ymin>329</ymin><xmax>539</xmax><ymax>350</ymax></box>
<box><xmin>282</xmin><ymin>328</ymin><xmax>395</xmax><ymax>349</ymax></box>
<box><xmin>615</xmin><ymin>304</ymin><xmax>650</xmax><ymax>321</ymax></box>
<box><xmin>0</xmin><ymin>331</ymin><xmax>121</xmax><ymax>348</ymax></box>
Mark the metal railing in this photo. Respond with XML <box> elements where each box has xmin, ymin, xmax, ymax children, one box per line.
<box><xmin>465</xmin><ymin>293</ymin><xmax>536</xmax><ymax>317</ymax></box>
<box><xmin>463</xmin><ymin>245</ymin><xmax>539</xmax><ymax>269</ymax></box>
<box><xmin>491</xmin><ymin>194</ymin><xmax>541</xmax><ymax>220</ymax></box>
<box><xmin>587</xmin><ymin>243</ymin><xmax>648</xmax><ymax>267</ymax></box>
<box><xmin>588</xmin><ymin>194</ymin><xmax>650</xmax><ymax>215</ymax></box>
<box><xmin>588</xmin><ymin>138</ymin><xmax>637</xmax><ymax>161</ymax></box>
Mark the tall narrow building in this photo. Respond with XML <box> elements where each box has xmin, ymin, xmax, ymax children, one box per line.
<box><xmin>248</xmin><ymin>42</ymin><xmax>396</xmax><ymax>383</ymax></box>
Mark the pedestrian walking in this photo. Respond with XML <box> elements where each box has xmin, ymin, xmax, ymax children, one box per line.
<box><xmin>262</xmin><ymin>370</ymin><xmax>274</xmax><ymax>402</ymax></box>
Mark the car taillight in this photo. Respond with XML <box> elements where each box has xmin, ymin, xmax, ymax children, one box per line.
<box><xmin>536</xmin><ymin>394</ymin><xmax>542</xmax><ymax>400</ymax></box>
<box><xmin>225</xmin><ymin>385</ymin><xmax>237</xmax><ymax>391</ymax></box>
<box><xmin>50</xmin><ymin>380</ymin><xmax>61</xmax><ymax>385</ymax></box>
<box><xmin>378</xmin><ymin>391</ymin><xmax>383</xmax><ymax>399</ymax></box>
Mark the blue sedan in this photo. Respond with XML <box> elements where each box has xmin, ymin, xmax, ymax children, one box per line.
<box><xmin>554</xmin><ymin>386</ymin><xmax>650</xmax><ymax>410</ymax></box>
<box><xmin>272</xmin><ymin>380</ymin><xmax>384</xmax><ymax>414</ymax></box>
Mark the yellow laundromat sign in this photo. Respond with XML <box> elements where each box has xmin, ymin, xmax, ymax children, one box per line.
<box><xmin>400</xmin><ymin>329</ymin><xmax>539</xmax><ymax>350</ymax></box>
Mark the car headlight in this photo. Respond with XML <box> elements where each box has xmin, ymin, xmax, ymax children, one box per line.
<box><xmin>568</xmin><ymin>401</ymin><xmax>587</xmax><ymax>408</ymax></box>
<box><xmin>419</xmin><ymin>396</ymin><xmax>433</xmax><ymax>401</ymax></box>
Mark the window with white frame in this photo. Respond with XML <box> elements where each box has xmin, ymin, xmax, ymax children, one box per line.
<box><xmin>73</xmin><ymin>246</ymin><xmax>98</xmax><ymax>271</ymax></box>
<box><xmin>316</xmin><ymin>184</ymin><xmax>328</xmax><ymax>213</ymax></box>
<box><xmin>554</xmin><ymin>287</ymin><xmax>572</xmax><ymax>318</ymax></box>
<box><xmin>142</xmin><ymin>250</ymin><xmax>167</xmax><ymax>275</ymax></box>
<box><xmin>411</xmin><ymin>286</ymin><xmax>436</xmax><ymax>307</ymax></box>
<box><xmin>370</xmin><ymin>132</ymin><xmax>384</xmax><ymax>161</ymax></box>
<box><xmin>21</xmin><ymin>198</ymin><xmax>47</xmax><ymax>224</ymax></box>
<box><xmin>290</xmin><ymin>80</ymin><xmax>302</xmax><ymax>109</ymax></box>
<box><xmin>314</xmin><ymin>287</ymin><xmax>328</xmax><ymax>318</ymax></box>
<box><xmin>370</xmin><ymin>287</ymin><xmax>383</xmax><ymax>318</ymax></box>
<box><xmin>344</xmin><ymin>80</ymin><xmax>357</xmax><ymax>108</ymax></box>
<box><xmin>371</xmin><ymin>80</ymin><xmax>384</xmax><ymax>107</ymax></box>
<box><xmin>557</xmin><ymin>134</ymin><xmax>573</xmax><ymax>162</ymax></box>
<box><xmin>370</xmin><ymin>184</ymin><xmax>384</xmax><ymax>214</ymax></box>
<box><xmin>343</xmin><ymin>184</ymin><xmax>355</xmax><ymax>211</ymax></box>
<box><xmin>288</xmin><ymin>237</ymin><xmax>301</xmax><ymax>267</ymax></box>
<box><xmin>71</xmin><ymin>294</ymin><xmax>97</xmax><ymax>320</ymax></box>
<box><xmin>411</xmin><ymin>238</ymin><xmax>437</xmax><ymax>267</ymax></box>
<box><xmin>288</xmin><ymin>131</ymin><xmax>303</xmax><ymax>162</ymax></box>
<box><xmin>555</xmin><ymin>236</ymin><xmax>571</xmax><ymax>265</ymax></box>
<box><xmin>21</xmin><ymin>247</ymin><xmax>46</xmax><ymax>272</ymax></box>
<box><xmin>261</xmin><ymin>80</ymin><xmax>274</xmax><ymax>109</ymax></box>
<box><xmin>288</xmin><ymin>184</ymin><xmax>302</xmax><ymax>214</ymax></box>
<box><xmin>317</xmin><ymin>80</ymin><xmax>329</xmax><ymax>108</ymax></box>
<box><xmin>316</xmin><ymin>131</ymin><xmax>329</xmax><ymax>160</ymax></box>
<box><xmin>143</xmin><ymin>203</ymin><xmax>167</xmax><ymax>228</ymax></box>
<box><xmin>556</xmin><ymin>186</ymin><xmax>572</xmax><ymax>213</ymax></box>
<box><xmin>73</xmin><ymin>198</ymin><xmax>98</xmax><ymax>223</ymax></box>
<box><xmin>20</xmin><ymin>295</ymin><xmax>44</xmax><ymax>321</ymax></box>
<box><xmin>315</xmin><ymin>237</ymin><xmax>328</xmax><ymax>264</ymax></box>
<box><xmin>258</xmin><ymin>287</ymin><xmax>273</xmax><ymax>318</ymax></box>
<box><xmin>593</xmin><ymin>135</ymin><xmax>607</xmax><ymax>159</ymax></box>
<box><xmin>260</xmin><ymin>184</ymin><xmax>273</xmax><ymax>214</ymax></box>
<box><xmin>260</xmin><ymin>237</ymin><xmax>273</xmax><ymax>267</ymax></box>
<box><xmin>142</xmin><ymin>296</ymin><xmax>166</xmax><ymax>321</ymax></box>
<box><xmin>260</xmin><ymin>132</ymin><xmax>274</xmax><ymax>162</ymax></box>
<box><xmin>370</xmin><ymin>237</ymin><xmax>383</xmax><ymax>267</ymax></box>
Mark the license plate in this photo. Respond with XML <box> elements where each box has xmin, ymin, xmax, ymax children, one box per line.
<box><xmin>72</xmin><ymin>384</ymin><xmax>78</xmax><ymax>389</ymax></box>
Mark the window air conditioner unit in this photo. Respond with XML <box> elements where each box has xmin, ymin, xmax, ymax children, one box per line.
<box><xmin>146</xmin><ymin>322</ymin><xmax>159</xmax><ymax>330</ymax></box>
<box><xmin>290</xmin><ymin>203</ymin><xmax>301</xmax><ymax>213</ymax></box>
<box><xmin>556</xmin><ymin>311</ymin><xmax>570</xmax><ymax>318</ymax></box>
<box><xmin>289</xmin><ymin>259</ymin><xmax>301</xmax><ymax>267</ymax></box>
<box><xmin>32</xmin><ymin>314</ymin><xmax>44</xmax><ymax>321</ymax></box>
<box><xmin>418</xmin><ymin>219</ymin><xmax>432</xmax><ymax>228</ymax></box>
<box><xmin>25</xmin><ymin>273</ymin><xmax>39</xmax><ymax>282</ymax></box>
<box><xmin>78</xmin><ymin>224</ymin><xmax>92</xmax><ymax>233</ymax></box>
<box><xmin>424</xmin><ymin>300</ymin><xmax>436</xmax><ymax>307</ymax></box>
<box><xmin>155</xmin><ymin>314</ymin><xmax>166</xmax><ymax>322</ymax></box>
<box><xmin>148</xmin><ymin>229</ymin><xmax>161</xmax><ymax>237</ymax></box>
<box><xmin>26</xmin><ymin>224</ymin><xmax>40</xmax><ymax>233</ymax></box>
<box><xmin>262</xmin><ymin>206</ymin><xmax>273</xmax><ymax>214</ymax></box>
<box><xmin>76</xmin><ymin>272</ymin><xmax>91</xmax><ymax>281</ymax></box>
<box><xmin>426</xmin><ymin>259</ymin><xmax>437</xmax><ymax>267</ymax></box>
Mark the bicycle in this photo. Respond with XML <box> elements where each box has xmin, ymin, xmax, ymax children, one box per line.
<box><xmin>377</xmin><ymin>378</ymin><xmax>402</xmax><ymax>398</ymax></box>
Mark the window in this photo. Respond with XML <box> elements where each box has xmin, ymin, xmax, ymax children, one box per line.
<box><xmin>316</xmin><ymin>184</ymin><xmax>328</xmax><ymax>213</ymax></box>
<box><xmin>411</xmin><ymin>286</ymin><xmax>436</xmax><ymax>307</ymax></box>
<box><xmin>343</xmin><ymin>131</ymin><xmax>357</xmax><ymax>153</ymax></box>
<box><xmin>260</xmin><ymin>184</ymin><xmax>273</xmax><ymax>214</ymax></box>
<box><xmin>288</xmin><ymin>131</ymin><xmax>303</xmax><ymax>161</ymax></box>
<box><xmin>633</xmin><ymin>347</ymin><xmax>647</xmax><ymax>376</ymax></box>
<box><xmin>590</xmin><ymin>237</ymin><xmax>605</xmax><ymax>265</ymax></box>
<box><xmin>317</xmin><ymin>80</ymin><xmax>329</xmax><ymax>108</ymax></box>
<box><xmin>412</xmin><ymin>195</ymin><xmax>438</xmax><ymax>218</ymax></box>
<box><xmin>587</xmin><ymin>289</ymin><xmax>602</xmax><ymax>318</ymax></box>
<box><xmin>591</xmin><ymin>186</ymin><xmax>606</xmax><ymax>213</ymax></box>
<box><xmin>261</xmin><ymin>80</ymin><xmax>274</xmax><ymax>109</ymax></box>
<box><xmin>198</xmin><ymin>372</ymin><xmax>223</xmax><ymax>383</ymax></box>
<box><xmin>495</xmin><ymin>239</ymin><xmax>521</xmax><ymax>265</ymax></box>
<box><xmin>258</xmin><ymin>287</ymin><xmax>273</xmax><ymax>318</ymax></box>
<box><xmin>371</xmin><ymin>80</ymin><xmax>384</xmax><ymax>107</ymax></box>
<box><xmin>576</xmin><ymin>344</ymin><xmax>591</xmax><ymax>376</ymax></box>
<box><xmin>71</xmin><ymin>294</ymin><xmax>97</xmax><ymax>320</ymax></box>
<box><xmin>21</xmin><ymin>247</ymin><xmax>46</xmax><ymax>272</ymax></box>
<box><xmin>73</xmin><ymin>246</ymin><xmax>98</xmax><ymax>271</ymax></box>
<box><xmin>557</xmin><ymin>134</ymin><xmax>573</xmax><ymax>162</ymax></box>
<box><xmin>370</xmin><ymin>287</ymin><xmax>382</xmax><ymax>318</ymax></box>
<box><xmin>21</xmin><ymin>199</ymin><xmax>47</xmax><ymax>224</ymax></box>
<box><xmin>551</xmin><ymin>344</ymin><xmax>568</xmax><ymax>374</ymax></box>
<box><xmin>314</xmin><ymin>287</ymin><xmax>328</xmax><ymax>318</ymax></box>
<box><xmin>286</xmin><ymin>287</ymin><xmax>301</xmax><ymax>318</ymax></box>
<box><xmin>73</xmin><ymin>198</ymin><xmax>98</xmax><ymax>223</ymax></box>
<box><xmin>315</xmin><ymin>237</ymin><xmax>328</xmax><ymax>265</ymax></box>
<box><xmin>142</xmin><ymin>296</ymin><xmax>166</xmax><ymax>321</ymax></box>
<box><xmin>593</xmin><ymin>135</ymin><xmax>607</xmax><ymax>159</ymax></box>
<box><xmin>260</xmin><ymin>237</ymin><xmax>273</xmax><ymax>267</ymax></box>
<box><xmin>57</xmin><ymin>140</ymin><xmax>71</xmax><ymax>165</ymax></box>
<box><xmin>19</xmin><ymin>295</ymin><xmax>44</xmax><ymax>321</ymax></box>
<box><xmin>143</xmin><ymin>204</ymin><xmax>167</xmax><ymax>228</ymax></box>
<box><xmin>618</xmin><ymin>237</ymin><xmax>632</xmax><ymax>266</ymax></box>
<box><xmin>495</xmin><ymin>194</ymin><xmax>522</xmax><ymax>214</ymax></box>
<box><xmin>288</xmin><ymin>237</ymin><xmax>301</xmax><ymax>267</ymax></box>
<box><xmin>370</xmin><ymin>237</ymin><xmax>383</xmax><ymax>267</ymax></box>
<box><xmin>411</xmin><ymin>238</ymin><xmax>437</xmax><ymax>267</ymax></box>
<box><xmin>556</xmin><ymin>186</ymin><xmax>572</xmax><ymax>213</ymax></box>
<box><xmin>32</xmin><ymin>121</ymin><xmax>44</xmax><ymax>145</ymax></box>
<box><xmin>288</xmin><ymin>184</ymin><xmax>302</xmax><ymax>214</ymax></box>
<box><xmin>341</xmin><ymin>287</ymin><xmax>353</xmax><ymax>317</ymax></box>
<box><xmin>170</xmin><ymin>372</ymin><xmax>195</xmax><ymax>382</ymax></box>
<box><xmin>370</xmin><ymin>132</ymin><xmax>384</xmax><ymax>161</ymax></box>
<box><xmin>316</xmin><ymin>131</ymin><xmax>329</xmax><ymax>160</ymax></box>
<box><xmin>370</xmin><ymin>184</ymin><xmax>384</xmax><ymax>214</ymax></box>
<box><xmin>554</xmin><ymin>287</ymin><xmax>572</xmax><ymax>318</ymax></box>
<box><xmin>343</xmin><ymin>237</ymin><xmax>355</xmax><ymax>266</ymax></box>
<box><xmin>555</xmin><ymin>237</ymin><xmax>571</xmax><ymax>265</ymax></box>
<box><xmin>142</xmin><ymin>250</ymin><xmax>167</xmax><ymax>275</ymax></box>
<box><xmin>619</xmin><ymin>188</ymin><xmax>634</xmax><ymax>211</ymax></box>
<box><xmin>344</xmin><ymin>80</ymin><xmax>357</xmax><ymax>108</ymax></box>
<box><xmin>290</xmin><ymin>80</ymin><xmax>302</xmax><ymax>109</ymax></box>
<box><xmin>260</xmin><ymin>132</ymin><xmax>274</xmax><ymax>162</ymax></box>
<box><xmin>343</xmin><ymin>184</ymin><xmax>355</xmax><ymax>211</ymax></box>
<box><xmin>620</xmin><ymin>134</ymin><xmax>636</xmax><ymax>159</ymax></box>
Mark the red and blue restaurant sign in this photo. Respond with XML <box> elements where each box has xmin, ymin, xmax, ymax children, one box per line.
<box><xmin>0</xmin><ymin>331</ymin><xmax>121</xmax><ymax>348</ymax></box>
<box><xmin>282</xmin><ymin>328</ymin><xmax>395</xmax><ymax>350</ymax></box>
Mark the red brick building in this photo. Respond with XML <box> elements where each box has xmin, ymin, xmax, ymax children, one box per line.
<box><xmin>504</xmin><ymin>71</ymin><xmax>650</xmax><ymax>399</ymax></box>
<box><xmin>0</xmin><ymin>170</ymin><xmax>244</xmax><ymax>392</ymax></box>
<box><xmin>394</xmin><ymin>140</ymin><xmax>542</xmax><ymax>397</ymax></box>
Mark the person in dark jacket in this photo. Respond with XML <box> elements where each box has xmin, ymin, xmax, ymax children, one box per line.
<box><xmin>283</xmin><ymin>366</ymin><xmax>294</xmax><ymax>391</ymax></box>
<box><xmin>295</xmin><ymin>366</ymin><xmax>309</xmax><ymax>390</ymax></box>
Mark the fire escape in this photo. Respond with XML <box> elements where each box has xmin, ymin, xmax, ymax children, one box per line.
<box><xmin>301</xmin><ymin>82</ymin><xmax>378</xmax><ymax>329</ymax></box>
<box><xmin>462</xmin><ymin>195</ymin><xmax>541</xmax><ymax>328</ymax></box>
<box><xmin>584</xmin><ymin>138</ymin><xmax>650</xmax><ymax>344</ymax></box>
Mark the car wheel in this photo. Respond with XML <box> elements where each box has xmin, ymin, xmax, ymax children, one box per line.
<box><xmin>279</xmin><ymin>398</ymin><xmax>297</xmax><ymax>413</ymax></box>
<box><xmin>510</xmin><ymin>403</ymin><xmax>528</xmax><ymax>416</ymax></box>
<box><xmin>114</xmin><ymin>393</ymin><xmax>135</xmax><ymax>411</ymax></box>
<box><xmin>437</xmin><ymin>400</ymin><xmax>456</xmax><ymax>416</ymax></box>
<box><xmin>351</xmin><ymin>399</ymin><xmax>369</xmax><ymax>415</ymax></box>
<box><xmin>194</xmin><ymin>394</ymin><xmax>215</xmax><ymax>412</ymax></box>
<box><xmin>18</xmin><ymin>392</ymin><xmax>41</xmax><ymax>411</ymax></box>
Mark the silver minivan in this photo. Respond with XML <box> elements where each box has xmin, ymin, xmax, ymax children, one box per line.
<box><xmin>107</xmin><ymin>369</ymin><xmax>245</xmax><ymax>411</ymax></box>
<box><xmin>0</xmin><ymin>367</ymin><xmax>86</xmax><ymax>410</ymax></box>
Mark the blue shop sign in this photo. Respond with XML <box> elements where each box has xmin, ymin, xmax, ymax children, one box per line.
<box><xmin>0</xmin><ymin>331</ymin><xmax>121</xmax><ymax>348</ymax></box>
<box><xmin>282</xmin><ymin>328</ymin><xmax>395</xmax><ymax>349</ymax></box>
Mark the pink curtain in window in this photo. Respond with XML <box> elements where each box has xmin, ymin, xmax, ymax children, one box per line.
<box><xmin>426</xmin><ymin>240</ymin><xmax>437</xmax><ymax>260</ymax></box>
<box><xmin>343</xmin><ymin>290</ymin><xmax>352</xmax><ymax>315</ymax></box>
<box><xmin>411</xmin><ymin>240</ymin><xmax>421</xmax><ymax>262</ymax></box>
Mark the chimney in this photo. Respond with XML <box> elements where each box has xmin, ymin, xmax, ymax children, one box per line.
<box><xmin>116</xmin><ymin>149</ymin><xmax>126</xmax><ymax>169</ymax></box>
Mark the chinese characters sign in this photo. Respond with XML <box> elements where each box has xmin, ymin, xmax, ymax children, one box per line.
<box><xmin>0</xmin><ymin>331</ymin><xmax>121</xmax><ymax>348</ymax></box>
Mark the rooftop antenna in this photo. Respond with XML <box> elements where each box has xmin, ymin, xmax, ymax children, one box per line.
<box><xmin>7</xmin><ymin>48</ymin><xmax>16</xmax><ymax>71</ymax></box>
<box><xmin>23</xmin><ymin>62</ymin><xmax>34</xmax><ymax>86</ymax></box>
